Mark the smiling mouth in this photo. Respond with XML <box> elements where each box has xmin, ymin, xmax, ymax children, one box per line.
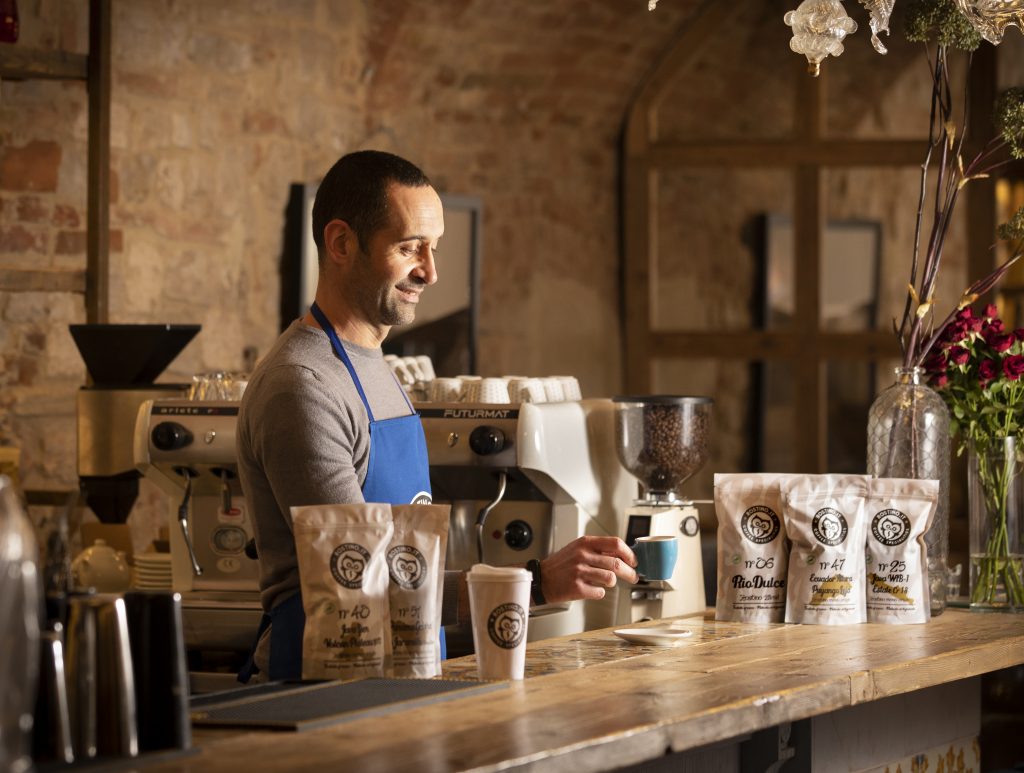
<box><xmin>396</xmin><ymin>287</ymin><xmax>421</xmax><ymax>303</ymax></box>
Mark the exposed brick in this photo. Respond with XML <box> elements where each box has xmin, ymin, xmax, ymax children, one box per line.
<box><xmin>0</xmin><ymin>140</ymin><xmax>62</xmax><ymax>192</ymax></box>
<box><xmin>0</xmin><ymin>224</ymin><xmax>46</xmax><ymax>253</ymax></box>
<box><xmin>55</xmin><ymin>230</ymin><xmax>85</xmax><ymax>254</ymax></box>
<box><xmin>16</xmin><ymin>196</ymin><xmax>48</xmax><ymax>223</ymax></box>
<box><xmin>52</xmin><ymin>204</ymin><xmax>80</xmax><ymax>228</ymax></box>
<box><xmin>242</xmin><ymin>110</ymin><xmax>286</xmax><ymax>135</ymax></box>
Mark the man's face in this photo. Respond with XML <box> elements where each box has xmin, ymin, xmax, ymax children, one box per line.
<box><xmin>348</xmin><ymin>183</ymin><xmax>444</xmax><ymax>329</ymax></box>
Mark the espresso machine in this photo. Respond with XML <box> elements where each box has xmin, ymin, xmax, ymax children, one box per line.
<box><xmin>417</xmin><ymin>398</ymin><xmax>635</xmax><ymax>654</ymax></box>
<box><xmin>133</xmin><ymin>398</ymin><xmax>262</xmax><ymax>683</ymax></box>
<box><xmin>612</xmin><ymin>395</ymin><xmax>713</xmax><ymax>623</ymax></box>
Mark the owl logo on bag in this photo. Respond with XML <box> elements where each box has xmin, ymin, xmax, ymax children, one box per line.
<box><xmin>812</xmin><ymin>507</ymin><xmax>848</xmax><ymax>547</ymax></box>
<box><xmin>741</xmin><ymin>505</ymin><xmax>781</xmax><ymax>544</ymax></box>
<box><xmin>387</xmin><ymin>545</ymin><xmax>427</xmax><ymax>590</ymax></box>
<box><xmin>487</xmin><ymin>603</ymin><xmax>526</xmax><ymax>649</ymax></box>
<box><xmin>872</xmin><ymin>509</ymin><xmax>911</xmax><ymax>547</ymax></box>
<box><xmin>331</xmin><ymin>543</ymin><xmax>370</xmax><ymax>589</ymax></box>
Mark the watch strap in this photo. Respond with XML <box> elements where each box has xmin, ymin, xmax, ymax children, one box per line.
<box><xmin>526</xmin><ymin>559</ymin><xmax>546</xmax><ymax>605</ymax></box>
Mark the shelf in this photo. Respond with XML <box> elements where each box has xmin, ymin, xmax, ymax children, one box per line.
<box><xmin>0</xmin><ymin>47</ymin><xmax>88</xmax><ymax>81</ymax></box>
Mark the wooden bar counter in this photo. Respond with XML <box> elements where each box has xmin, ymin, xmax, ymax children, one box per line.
<box><xmin>147</xmin><ymin>609</ymin><xmax>1024</xmax><ymax>772</ymax></box>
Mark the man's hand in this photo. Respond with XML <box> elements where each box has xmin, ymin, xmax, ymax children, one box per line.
<box><xmin>539</xmin><ymin>536</ymin><xmax>639</xmax><ymax>603</ymax></box>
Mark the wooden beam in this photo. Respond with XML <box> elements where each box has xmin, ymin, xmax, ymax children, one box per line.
<box><xmin>646</xmin><ymin>139</ymin><xmax>926</xmax><ymax>168</ymax></box>
<box><xmin>86</xmin><ymin>0</ymin><xmax>112</xmax><ymax>325</ymax></box>
<box><xmin>0</xmin><ymin>267</ymin><xmax>87</xmax><ymax>293</ymax></box>
<box><xmin>966</xmin><ymin>44</ymin><xmax>998</xmax><ymax>304</ymax></box>
<box><xmin>0</xmin><ymin>48</ymin><xmax>87</xmax><ymax>80</ymax></box>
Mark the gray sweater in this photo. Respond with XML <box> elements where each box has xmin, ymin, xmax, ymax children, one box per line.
<box><xmin>236</xmin><ymin>320</ymin><xmax>412</xmax><ymax>614</ymax></box>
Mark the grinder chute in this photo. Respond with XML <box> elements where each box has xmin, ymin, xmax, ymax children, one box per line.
<box><xmin>70</xmin><ymin>323</ymin><xmax>200</xmax><ymax>523</ymax></box>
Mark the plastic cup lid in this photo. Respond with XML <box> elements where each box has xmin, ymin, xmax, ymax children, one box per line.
<box><xmin>467</xmin><ymin>564</ymin><xmax>531</xmax><ymax>583</ymax></box>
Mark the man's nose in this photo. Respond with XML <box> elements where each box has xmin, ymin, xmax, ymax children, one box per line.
<box><xmin>414</xmin><ymin>248</ymin><xmax>438</xmax><ymax>286</ymax></box>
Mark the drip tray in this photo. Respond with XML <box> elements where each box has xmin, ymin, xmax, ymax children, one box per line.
<box><xmin>190</xmin><ymin>678</ymin><xmax>506</xmax><ymax>732</ymax></box>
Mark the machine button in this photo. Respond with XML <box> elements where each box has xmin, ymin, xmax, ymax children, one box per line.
<box><xmin>504</xmin><ymin>519</ymin><xmax>533</xmax><ymax>550</ymax></box>
<box><xmin>680</xmin><ymin>515</ymin><xmax>700</xmax><ymax>537</ymax></box>
<box><xmin>152</xmin><ymin>422</ymin><xmax>193</xmax><ymax>451</ymax></box>
<box><xmin>469</xmin><ymin>426</ymin><xmax>505</xmax><ymax>455</ymax></box>
<box><xmin>216</xmin><ymin>557</ymin><xmax>241</xmax><ymax>574</ymax></box>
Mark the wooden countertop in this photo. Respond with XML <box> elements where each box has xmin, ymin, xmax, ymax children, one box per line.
<box><xmin>151</xmin><ymin>609</ymin><xmax>1024</xmax><ymax>772</ymax></box>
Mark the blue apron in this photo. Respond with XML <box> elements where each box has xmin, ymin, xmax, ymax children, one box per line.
<box><xmin>239</xmin><ymin>303</ymin><xmax>433</xmax><ymax>682</ymax></box>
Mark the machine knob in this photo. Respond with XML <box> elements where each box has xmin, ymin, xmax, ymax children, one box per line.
<box><xmin>152</xmin><ymin>422</ymin><xmax>194</xmax><ymax>451</ymax></box>
<box><xmin>504</xmin><ymin>520</ymin><xmax>533</xmax><ymax>550</ymax></box>
<box><xmin>469</xmin><ymin>425</ymin><xmax>505</xmax><ymax>456</ymax></box>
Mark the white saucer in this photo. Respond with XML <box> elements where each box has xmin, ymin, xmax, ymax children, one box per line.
<box><xmin>613</xmin><ymin>627</ymin><xmax>694</xmax><ymax>647</ymax></box>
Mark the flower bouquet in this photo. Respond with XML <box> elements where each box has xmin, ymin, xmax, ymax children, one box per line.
<box><xmin>926</xmin><ymin>304</ymin><xmax>1024</xmax><ymax>608</ymax></box>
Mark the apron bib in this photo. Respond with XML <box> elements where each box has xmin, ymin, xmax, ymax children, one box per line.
<box><xmin>239</xmin><ymin>304</ymin><xmax>433</xmax><ymax>682</ymax></box>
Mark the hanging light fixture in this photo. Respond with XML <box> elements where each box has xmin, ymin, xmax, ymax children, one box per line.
<box><xmin>784</xmin><ymin>0</ymin><xmax>859</xmax><ymax>76</ymax></box>
<box><xmin>953</xmin><ymin>0</ymin><xmax>1024</xmax><ymax>43</ymax></box>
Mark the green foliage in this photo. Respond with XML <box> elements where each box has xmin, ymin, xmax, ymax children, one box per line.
<box><xmin>997</xmin><ymin>206</ymin><xmax>1024</xmax><ymax>242</ymax></box>
<box><xmin>904</xmin><ymin>0</ymin><xmax>982</xmax><ymax>50</ymax></box>
<box><xmin>995</xmin><ymin>88</ymin><xmax>1024</xmax><ymax>159</ymax></box>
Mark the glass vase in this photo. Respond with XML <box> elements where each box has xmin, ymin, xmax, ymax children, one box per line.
<box><xmin>867</xmin><ymin>367</ymin><xmax>951</xmax><ymax>616</ymax></box>
<box><xmin>967</xmin><ymin>436</ymin><xmax>1024</xmax><ymax>611</ymax></box>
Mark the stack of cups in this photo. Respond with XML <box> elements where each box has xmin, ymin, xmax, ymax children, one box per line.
<box><xmin>429</xmin><ymin>377</ymin><xmax>463</xmax><ymax>403</ymax></box>
<box><xmin>463</xmin><ymin>377</ymin><xmax>510</xmax><ymax>404</ymax></box>
<box><xmin>466</xmin><ymin>565</ymin><xmax>531</xmax><ymax>681</ymax></box>
<box><xmin>507</xmin><ymin>377</ymin><xmax>546</xmax><ymax>404</ymax></box>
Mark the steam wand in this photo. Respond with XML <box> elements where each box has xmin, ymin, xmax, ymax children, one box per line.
<box><xmin>177</xmin><ymin>471</ymin><xmax>203</xmax><ymax>576</ymax></box>
<box><xmin>475</xmin><ymin>471</ymin><xmax>508</xmax><ymax>564</ymax></box>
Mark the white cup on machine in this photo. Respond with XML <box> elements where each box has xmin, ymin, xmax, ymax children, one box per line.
<box><xmin>466</xmin><ymin>564</ymin><xmax>531</xmax><ymax>681</ymax></box>
<box><xmin>507</xmin><ymin>378</ymin><xmax>547</xmax><ymax>404</ymax></box>
<box><xmin>428</xmin><ymin>377</ymin><xmax>463</xmax><ymax>403</ymax></box>
<box><xmin>540</xmin><ymin>377</ymin><xmax>565</xmax><ymax>402</ymax></box>
<box><xmin>554</xmin><ymin>376</ymin><xmax>581</xmax><ymax>401</ymax></box>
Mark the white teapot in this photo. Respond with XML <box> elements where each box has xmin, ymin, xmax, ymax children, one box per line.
<box><xmin>71</xmin><ymin>539</ymin><xmax>131</xmax><ymax>593</ymax></box>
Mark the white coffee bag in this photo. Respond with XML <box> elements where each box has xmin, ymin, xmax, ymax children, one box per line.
<box><xmin>782</xmin><ymin>474</ymin><xmax>870</xmax><ymax>625</ymax></box>
<box><xmin>388</xmin><ymin>504</ymin><xmax>450</xmax><ymax>678</ymax></box>
<box><xmin>714</xmin><ymin>473</ymin><xmax>794</xmax><ymax>623</ymax></box>
<box><xmin>865</xmin><ymin>477</ymin><xmax>937</xmax><ymax>624</ymax></box>
<box><xmin>292</xmin><ymin>503</ymin><xmax>394</xmax><ymax>681</ymax></box>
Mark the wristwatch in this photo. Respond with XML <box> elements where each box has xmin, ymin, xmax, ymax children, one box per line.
<box><xmin>526</xmin><ymin>559</ymin><xmax>546</xmax><ymax>605</ymax></box>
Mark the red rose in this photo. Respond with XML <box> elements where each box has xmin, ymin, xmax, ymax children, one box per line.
<box><xmin>989</xmin><ymin>333</ymin><xmax>1015</xmax><ymax>353</ymax></box>
<box><xmin>942</xmin><ymin>320</ymin><xmax>970</xmax><ymax>343</ymax></box>
<box><xmin>979</xmin><ymin>359</ymin><xmax>999</xmax><ymax>384</ymax></box>
<box><xmin>971</xmin><ymin>317</ymin><xmax>984</xmax><ymax>332</ymax></box>
<box><xmin>957</xmin><ymin>307</ymin><xmax>975</xmax><ymax>322</ymax></box>
<box><xmin>947</xmin><ymin>346</ymin><xmax>970</xmax><ymax>365</ymax></box>
<box><xmin>923</xmin><ymin>351</ymin><xmax>948</xmax><ymax>373</ymax></box>
<box><xmin>1004</xmin><ymin>355</ymin><xmax>1024</xmax><ymax>381</ymax></box>
<box><xmin>984</xmin><ymin>303</ymin><xmax>999</xmax><ymax>320</ymax></box>
<box><xmin>1015</xmin><ymin>328</ymin><xmax>1024</xmax><ymax>342</ymax></box>
<box><xmin>983</xmin><ymin>319</ymin><xmax>1006</xmax><ymax>337</ymax></box>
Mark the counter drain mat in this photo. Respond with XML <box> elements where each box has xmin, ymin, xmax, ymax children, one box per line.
<box><xmin>190</xmin><ymin>678</ymin><xmax>507</xmax><ymax>732</ymax></box>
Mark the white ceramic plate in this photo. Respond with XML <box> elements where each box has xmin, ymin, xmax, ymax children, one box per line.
<box><xmin>613</xmin><ymin>627</ymin><xmax>694</xmax><ymax>647</ymax></box>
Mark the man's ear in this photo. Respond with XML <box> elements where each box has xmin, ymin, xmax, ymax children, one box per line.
<box><xmin>322</xmin><ymin>219</ymin><xmax>358</xmax><ymax>269</ymax></box>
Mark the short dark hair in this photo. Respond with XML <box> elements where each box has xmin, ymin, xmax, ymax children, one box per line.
<box><xmin>311</xmin><ymin>150</ymin><xmax>432</xmax><ymax>258</ymax></box>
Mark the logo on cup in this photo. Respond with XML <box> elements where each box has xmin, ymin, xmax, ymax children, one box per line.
<box><xmin>487</xmin><ymin>602</ymin><xmax>526</xmax><ymax>649</ymax></box>
<box><xmin>411</xmin><ymin>491</ymin><xmax>432</xmax><ymax>505</ymax></box>
<box><xmin>812</xmin><ymin>508</ymin><xmax>848</xmax><ymax>547</ymax></box>
<box><xmin>387</xmin><ymin>544</ymin><xmax>427</xmax><ymax>589</ymax></box>
<box><xmin>331</xmin><ymin>543</ymin><xmax>370</xmax><ymax>589</ymax></box>
<box><xmin>740</xmin><ymin>505</ymin><xmax>780</xmax><ymax>544</ymax></box>
<box><xmin>871</xmin><ymin>508</ymin><xmax>911</xmax><ymax>546</ymax></box>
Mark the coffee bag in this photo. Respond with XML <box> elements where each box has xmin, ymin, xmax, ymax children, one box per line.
<box><xmin>782</xmin><ymin>474</ymin><xmax>870</xmax><ymax>625</ymax></box>
<box><xmin>388</xmin><ymin>504</ymin><xmax>450</xmax><ymax>678</ymax></box>
<box><xmin>714</xmin><ymin>473</ymin><xmax>794</xmax><ymax>623</ymax></box>
<box><xmin>292</xmin><ymin>503</ymin><xmax>394</xmax><ymax>680</ymax></box>
<box><xmin>865</xmin><ymin>477</ymin><xmax>937</xmax><ymax>624</ymax></box>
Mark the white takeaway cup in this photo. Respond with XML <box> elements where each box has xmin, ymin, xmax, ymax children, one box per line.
<box><xmin>429</xmin><ymin>377</ymin><xmax>463</xmax><ymax>403</ymax></box>
<box><xmin>466</xmin><ymin>564</ymin><xmax>531</xmax><ymax>681</ymax></box>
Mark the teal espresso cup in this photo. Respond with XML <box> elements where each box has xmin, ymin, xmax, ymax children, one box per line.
<box><xmin>631</xmin><ymin>536</ymin><xmax>678</xmax><ymax>581</ymax></box>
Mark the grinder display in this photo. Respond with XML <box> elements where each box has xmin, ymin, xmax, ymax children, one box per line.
<box><xmin>71</xmin><ymin>324</ymin><xmax>199</xmax><ymax>522</ymax></box>
<box><xmin>417</xmin><ymin>398</ymin><xmax>635</xmax><ymax>656</ymax></box>
<box><xmin>612</xmin><ymin>395</ymin><xmax>713</xmax><ymax>623</ymax></box>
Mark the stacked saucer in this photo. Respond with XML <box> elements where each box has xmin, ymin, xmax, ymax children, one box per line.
<box><xmin>132</xmin><ymin>552</ymin><xmax>173</xmax><ymax>590</ymax></box>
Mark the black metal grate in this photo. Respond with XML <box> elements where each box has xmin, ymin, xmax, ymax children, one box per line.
<box><xmin>190</xmin><ymin>678</ymin><xmax>505</xmax><ymax>732</ymax></box>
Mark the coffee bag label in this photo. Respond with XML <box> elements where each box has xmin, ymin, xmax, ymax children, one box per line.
<box><xmin>865</xmin><ymin>478</ymin><xmax>937</xmax><ymax>624</ymax></box>
<box><xmin>714</xmin><ymin>473</ymin><xmax>795</xmax><ymax>623</ymax></box>
<box><xmin>293</xmin><ymin>503</ymin><xmax>394</xmax><ymax>681</ymax></box>
<box><xmin>782</xmin><ymin>474</ymin><xmax>870</xmax><ymax>625</ymax></box>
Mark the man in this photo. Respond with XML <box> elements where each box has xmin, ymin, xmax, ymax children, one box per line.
<box><xmin>237</xmin><ymin>150</ymin><xmax>637</xmax><ymax>681</ymax></box>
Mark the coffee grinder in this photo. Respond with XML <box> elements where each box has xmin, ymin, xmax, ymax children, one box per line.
<box><xmin>612</xmin><ymin>395</ymin><xmax>713</xmax><ymax>623</ymax></box>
